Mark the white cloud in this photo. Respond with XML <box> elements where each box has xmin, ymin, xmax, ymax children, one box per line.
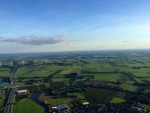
<box><xmin>0</xmin><ymin>34</ymin><xmax>71</xmax><ymax>45</ymax></box>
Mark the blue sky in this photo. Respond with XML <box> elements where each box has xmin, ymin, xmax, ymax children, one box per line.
<box><xmin>0</xmin><ymin>0</ymin><xmax>150</xmax><ymax>53</ymax></box>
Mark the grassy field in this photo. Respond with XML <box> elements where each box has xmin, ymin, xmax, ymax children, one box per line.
<box><xmin>0</xmin><ymin>68</ymin><xmax>10</xmax><ymax>77</ymax></box>
<box><xmin>93</xmin><ymin>73</ymin><xmax>126</xmax><ymax>82</ymax></box>
<box><xmin>38</xmin><ymin>94</ymin><xmax>69</xmax><ymax>106</ymax></box>
<box><xmin>110</xmin><ymin>97</ymin><xmax>126</xmax><ymax>104</ymax></box>
<box><xmin>0</xmin><ymin>93</ymin><xmax>4</xmax><ymax>113</ymax></box>
<box><xmin>51</xmin><ymin>78</ymin><xmax>69</xmax><ymax>85</ymax></box>
<box><xmin>17</xmin><ymin>65</ymin><xmax>81</xmax><ymax>77</ymax></box>
<box><xmin>120</xmin><ymin>84</ymin><xmax>137</xmax><ymax>92</ymax></box>
<box><xmin>86</xmin><ymin>88</ymin><xmax>128</xmax><ymax>104</ymax></box>
<box><xmin>80</xmin><ymin>72</ymin><xmax>130</xmax><ymax>83</ymax></box>
<box><xmin>59</xmin><ymin>66</ymin><xmax>81</xmax><ymax>75</ymax></box>
<box><xmin>142</xmin><ymin>104</ymin><xmax>150</xmax><ymax>112</ymax></box>
<box><xmin>15</xmin><ymin>57</ymin><xmax>150</xmax><ymax>92</ymax></box>
<box><xmin>143</xmin><ymin>89</ymin><xmax>150</xmax><ymax>94</ymax></box>
<box><xmin>82</xmin><ymin>63</ymin><xmax>116</xmax><ymax>73</ymax></box>
<box><xmin>16</xmin><ymin>65</ymin><xmax>60</xmax><ymax>77</ymax></box>
<box><xmin>13</xmin><ymin>98</ymin><xmax>44</xmax><ymax>113</ymax></box>
<box><xmin>38</xmin><ymin>92</ymin><xmax>86</xmax><ymax>106</ymax></box>
<box><xmin>68</xmin><ymin>92</ymin><xmax>87</xmax><ymax>103</ymax></box>
<box><xmin>82</xmin><ymin>58</ymin><xmax>150</xmax><ymax>84</ymax></box>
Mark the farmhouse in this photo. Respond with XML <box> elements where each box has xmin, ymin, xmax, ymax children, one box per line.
<box><xmin>17</xmin><ymin>89</ymin><xmax>29</xmax><ymax>95</ymax></box>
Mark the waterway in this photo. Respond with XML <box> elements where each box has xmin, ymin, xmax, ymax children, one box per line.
<box><xmin>30</xmin><ymin>93</ymin><xmax>49</xmax><ymax>113</ymax></box>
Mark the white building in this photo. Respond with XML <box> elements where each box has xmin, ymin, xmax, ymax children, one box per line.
<box><xmin>83</xmin><ymin>102</ymin><xmax>89</xmax><ymax>105</ymax></box>
<box><xmin>52</xmin><ymin>104</ymin><xmax>70</xmax><ymax>111</ymax></box>
<box><xmin>17</xmin><ymin>89</ymin><xmax>29</xmax><ymax>95</ymax></box>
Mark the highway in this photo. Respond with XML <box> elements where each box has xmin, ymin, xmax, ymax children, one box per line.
<box><xmin>3</xmin><ymin>62</ymin><xmax>18</xmax><ymax>113</ymax></box>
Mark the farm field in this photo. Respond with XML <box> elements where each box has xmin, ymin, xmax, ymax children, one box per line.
<box><xmin>16</xmin><ymin>65</ymin><xmax>81</xmax><ymax>77</ymax></box>
<box><xmin>93</xmin><ymin>73</ymin><xmax>127</xmax><ymax>82</ymax></box>
<box><xmin>10</xmin><ymin>57</ymin><xmax>150</xmax><ymax>89</ymax></box>
<box><xmin>0</xmin><ymin>92</ymin><xmax>4</xmax><ymax>113</ymax></box>
<box><xmin>120</xmin><ymin>84</ymin><xmax>137</xmax><ymax>92</ymax></box>
<box><xmin>38</xmin><ymin>94</ymin><xmax>69</xmax><ymax>106</ymax></box>
<box><xmin>13</xmin><ymin>98</ymin><xmax>44</xmax><ymax>113</ymax></box>
<box><xmin>0</xmin><ymin>68</ymin><xmax>10</xmax><ymax>77</ymax></box>
<box><xmin>16</xmin><ymin>65</ymin><xmax>61</xmax><ymax>77</ymax></box>
<box><xmin>15</xmin><ymin>57</ymin><xmax>150</xmax><ymax>94</ymax></box>
<box><xmin>110</xmin><ymin>97</ymin><xmax>126</xmax><ymax>104</ymax></box>
<box><xmin>142</xmin><ymin>104</ymin><xmax>150</xmax><ymax>111</ymax></box>
<box><xmin>86</xmin><ymin>88</ymin><xmax>129</xmax><ymax>104</ymax></box>
<box><xmin>2</xmin><ymin>55</ymin><xmax>150</xmax><ymax>112</ymax></box>
<box><xmin>38</xmin><ymin>92</ymin><xmax>86</xmax><ymax>107</ymax></box>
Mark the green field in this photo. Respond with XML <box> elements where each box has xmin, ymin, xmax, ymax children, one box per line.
<box><xmin>120</xmin><ymin>84</ymin><xmax>137</xmax><ymax>92</ymax></box>
<box><xmin>0</xmin><ymin>94</ymin><xmax>4</xmax><ymax>113</ymax></box>
<box><xmin>142</xmin><ymin>104</ymin><xmax>150</xmax><ymax>112</ymax></box>
<box><xmin>0</xmin><ymin>68</ymin><xmax>10</xmax><ymax>77</ymax></box>
<box><xmin>13</xmin><ymin>98</ymin><xmax>44</xmax><ymax>113</ymax></box>
<box><xmin>38</xmin><ymin>92</ymin><xmax>86</xmax><ymax>106</ymax></box>
<box><xmin>86</xmin><ymin>88</ymin><xmax>129</xmax><ymax>104</ymax></box>
<box><xmin>38</xmin><ymin>94</ymin><xmax>69</xmax><ymax>106</ymax></box>
<box><xmin>16</xmin><ymin>57</ymin><xmax>150</xmax><ymax>88</ymax></box>
<box><xmin>81</xmin><ymin>73</ymin><xmax>129</xmax><ymax>82</ymax></box>
<box><xmin>16</xmin><ymin>65</ymin><xmax>60</xmax><ymax>77</ymax></box>
<box><xmin>110</xmin><ymin>97</ymin><xmax>126</xmax><ymax>104</ymax></box>
<box><xmin>82</xmin><ymin>63</ymin><xmax>116</xmax><ymax>73</ymax></box>
<box><xmin>2</xmin><ymin>56</ymin><xmax>150</xmax><ymax>112</ymax></box>
<box><xmin>17</xmin><ymin>65</ymin><xmax>81</xmax><ymax>77</ymax></box>
<box><xmin>68</xmin><ymin>92</ymin><xmax>87</xmax><ymax>103</ymax></box>
<box><xmin>59</xmin><ymin>66</ymin><xmax>81</xmax><ymax>75</ymax></box>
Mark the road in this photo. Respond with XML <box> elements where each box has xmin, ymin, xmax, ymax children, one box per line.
<box><xmin>3</xmin><ymin>62</ymin><xmax>18</xmax><ymax>113</ymax></box>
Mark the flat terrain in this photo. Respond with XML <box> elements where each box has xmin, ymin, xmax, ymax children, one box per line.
<box><xmin>15</xmin><ymin>57</ymin><xmax>150</xmax><ymax>100</ymax></box>
<box><xmin>0</xmin><ymin>91</ymin><xmax>4</xmax><ymax>113</ymax></box>
<box><xmin>17</xmin><ymin>65</ymin><xmax>81</xmax><ymax>77</ymax></box>
<box><xmin>110</xmin><ymin>97</ymin><xmax>126</xmax><ymax>104</ymax></box>
<box><xmin>0</xmin><ymin>68</ymin><xmax>10</xmax><ymax>77</ymax></box>
<box><xmin>13</xmin><ymin>98</ymin><xmax>44</xmax><ymax>113</ymax></box>
<box><xmin>1</xmin><ymin>55</ymin><xmax>150</xmax><ymax>112</ymax></box>
<box><xmin>86</xmin><ymin>88</ymin><xmax>129</xmax><ymax>104</ymax></box>
<box><xmin>38</xmin><ymin>92</ymin><xmax>86</xmax><ymax>107</ymax></box>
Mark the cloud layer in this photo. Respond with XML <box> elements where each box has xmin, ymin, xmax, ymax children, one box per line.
<box><xmin>0</xmin><ymin>34</ymin><xmax>71</xmax><ymax>45</ymax></box>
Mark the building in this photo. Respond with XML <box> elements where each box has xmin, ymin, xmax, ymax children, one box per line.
<box><xmin>52</xmin><ymin>104</ymin><xmax>70</xmax><ymax>111</ymax></box>
<box><xmin>83</xmin><ymin>102</ymin><xmax>89</xmax><ymax>105</ymax></box>
<box><xmin>16</xmin><ymin>89</ymin><xmax>29</xmax><ymax>95</ymax></box>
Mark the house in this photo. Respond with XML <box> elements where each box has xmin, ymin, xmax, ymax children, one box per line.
<box><xmin>16</xmin><ymin>89</ymin><xmax>29</xmax><ymax>95</ymax></box>
<box><xmin>83</xmin><ymin>102</ymin><xmax>89</xmax><ymax>105</ymax></box>
<box><xmin>130</xmin><ymin>81</ymin><xmax>135</xmax><ymax>85</ymax></box>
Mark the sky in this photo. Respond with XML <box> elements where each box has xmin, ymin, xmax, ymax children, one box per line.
<box><xmin>0</xmin><ymin>0</ymin><xmax>150</xmax><ymax>53</ymax></box>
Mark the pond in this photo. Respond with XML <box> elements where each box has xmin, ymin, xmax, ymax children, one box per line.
<box><xmin>0</xmin><ymin>82</ymin><xmax>10</xmax><ymax>87</ymax></box>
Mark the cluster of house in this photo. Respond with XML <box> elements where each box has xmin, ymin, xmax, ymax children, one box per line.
<box><xmin>51</xmin><ymin>102</ymin><xmax>89</xmax><ymax>112</ymax></box>
<box><xmin>52</xmin><ymin>103</ymin><xmax>70</xmax><ymax>111</ymax></box>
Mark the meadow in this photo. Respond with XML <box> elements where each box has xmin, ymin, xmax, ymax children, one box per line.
<box><xmin>38</xmin><ymin>92</ymin><xmax>86</xmax><ymax>107</ymax></box>
<box><xmin>16</xmin><ymin>65</ymin><xmax>81</xmax><ymax>77</ymax></box>
<box><xmin>0</xmin><ymin>67</ymin><xmax>11</xmax><ymax>77</ymax></box>
<box><xmin>13</xmin><ymin>98</ymin><xmax>44</xmax><ymax>113</ymax></box>
<box><xmin>0</xmin><ymin>91</ymin><xmax>4</xmax><ymax>113</ymax></box>
<box><xmin>16</xmin><ymin>57</ymin><xmax>150</xmax><ymax>93</ymax></box>
<box><xmin>86</xmin><ymin>88</ymin><xmax>131</xmax><ymax>104</ymax></box>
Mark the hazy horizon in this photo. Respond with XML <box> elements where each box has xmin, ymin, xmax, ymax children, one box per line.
<box><xmin>0</xmin><ymin>0</ymin><xmax>150</xmax><ymax>53</ymax></box>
